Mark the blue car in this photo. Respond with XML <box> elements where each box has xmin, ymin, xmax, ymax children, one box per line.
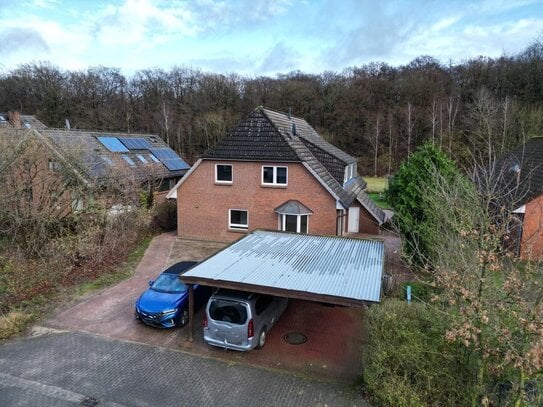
<box><xmin>135</xmin><ymin>261</ymin><xmax>210</xmax><ymax>328</ymax></box>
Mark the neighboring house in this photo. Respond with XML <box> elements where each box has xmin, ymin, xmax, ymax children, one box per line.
<box><xmin>0</xmin><ymin>111</ymin><xmax>189</xmax><ymax>213</ymax></box>
<box><xmin>167</xmin><ymin>106</ymin><xmax>385</xmax><ymax>242</ymax></box>
<box><xmin>495</xmin><ymin>137</ymin><xmax>543</xmax><ymax>259</ymax></box>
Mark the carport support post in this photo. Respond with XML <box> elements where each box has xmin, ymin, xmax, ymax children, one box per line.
<box><xmin>188</xmin><ymin>284</ymin><xmax>194</xmax><ymax>342</ymax></box>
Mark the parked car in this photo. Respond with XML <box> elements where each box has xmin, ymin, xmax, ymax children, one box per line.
<box><xmin>203</xmin><ymin>289</ymin><xmax>288</xmax><ymax>351</ymax></box>
<box><xmin>135</xmin><ymin>261</ymin><xmax>210</xmax><ymax>328</ymax></box>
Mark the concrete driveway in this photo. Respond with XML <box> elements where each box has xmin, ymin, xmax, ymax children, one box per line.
<box><xmin>44</xmin><ymin>233</ymin><xmax>368</xmax><ymax>382</ymax></box>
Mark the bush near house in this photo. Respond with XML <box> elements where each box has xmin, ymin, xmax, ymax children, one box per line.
<box><xmin>363</xmin><ymin>299</ymin><xmax>471</xmax><ymax>407</ymax></box>
<box><xmin>0</xmin><ymin>209</ymin><xmax>152</xmax><ymax>339</ymax></box>
<box><xmin>368</xmin><ymin>146</ymin><xmax>543</xmax><ymax>406</ymax></box>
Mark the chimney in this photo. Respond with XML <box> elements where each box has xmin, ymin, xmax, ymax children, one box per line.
<box><xmin>8</xmin><ymin>111</ymin><xmax>22</xmax><ymax>129</ymax></box>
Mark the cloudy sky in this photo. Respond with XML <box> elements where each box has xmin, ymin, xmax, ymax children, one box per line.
<box><xmin>0</xmin><ymin>0</ymin><xmax>541</xmax><ymax>76</ymax></box>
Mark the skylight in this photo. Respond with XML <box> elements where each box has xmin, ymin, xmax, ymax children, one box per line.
<box><xmin>122</xmin><ymin>155</ymin><xmax>136</xmax><ymax>166</ymax></box>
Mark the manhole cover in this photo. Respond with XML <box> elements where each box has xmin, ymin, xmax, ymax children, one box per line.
<box><xmin>284</xmin><ymin>332</ymin><xmax>308</xmax><ymax>345</ymax></box>
<box><xmin>81</xmin><ymin>396</ymin><xmax>99</xmax><ymax>406</ymax></box>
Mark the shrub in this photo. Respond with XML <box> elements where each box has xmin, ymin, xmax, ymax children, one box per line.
<box><xmin>152</xmin><ymin>200</ymin><xmax>177</xmax><ymax>231</ymax></box>
<box><xmin>362</xmin><ymin>299</ymin><xmax>470</xmax><ymax>407</ymax></box>
<box><xmin>386</xmin><ymin>143</ymin><xmax>462</xmax><ymax>266</ymax></box>
<box><xmin>0</xmin><ymin>311</ymin><xmax>33</xmax><ymax>340</ymax></box>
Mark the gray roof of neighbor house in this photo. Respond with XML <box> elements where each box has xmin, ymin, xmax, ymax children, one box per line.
<box><xmin>181</xmin><ymin>230</ymin><xmax>385</xmax><ymax>306</ymax></box>
<box><xmin>0</xmin><ymin>112</ymin><xmax>189</xmax><ymax>183</ymax></box>
<box><xmin>203</xmin><ymin>107</ymin><xmax>384</xmax><ymax>224</ymax></box>
<box><xmin>494</xmin><ymin>137</ymin><xmax>543</xmax><ymax>206</ymax></box>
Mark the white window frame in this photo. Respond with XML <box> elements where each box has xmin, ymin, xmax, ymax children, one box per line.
<box><xmin>48</xmin><ymin>159</ymin><xmax>62</xmax><ymax>172</ymax></box>
<box><xmin>229</xmin><ymin>209</ymin><xmax>248</xmax><ymax>230</ymax></box>
<box><xmin>262</xmin><ymin>166</ymin><xmax>288</xmax><ymax>186</ymax></box>
<box><xmin>278</xmin><ymin>214</ymin><xmax>309</xmax><ymax>234</ymax></box>
<box><xmin>344</xmin><ymin>163</ymin><xmax>356</xmax><ymax>183</ymax></box>
<box><xmin>215</xmin><ymin>164</ymin><xmax>233</xmax><ymax>184</ymax></box>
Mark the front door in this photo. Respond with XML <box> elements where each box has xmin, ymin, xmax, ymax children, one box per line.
<box><xmin>348</xmin><ymin>207</ymin><xmax>360</xmax><ymax>233</ymax></box>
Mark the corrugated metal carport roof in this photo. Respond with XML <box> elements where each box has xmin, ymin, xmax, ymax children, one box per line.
<box><xmin>181</xmin><ymin>230</ymin><xmax>385</xmax><ymax>307</ymax></box>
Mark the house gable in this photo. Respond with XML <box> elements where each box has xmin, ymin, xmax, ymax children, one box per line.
<box><xmin>171</xmin><ymin>106</ymin><xmax>385</xmax><ymax>240</ymax></box>
<box><xmin>176</xmin><ymin>160</ymin><xmax>338</xmax><ymax>241</ymax></box>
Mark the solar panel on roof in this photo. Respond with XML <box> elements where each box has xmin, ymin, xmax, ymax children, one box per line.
<box><xmin>119</xmin><ymin>137</ymin><xmax>152</xmax><ymax>150</ymax></box>
<box><xmin>149</xmin><ymin>148</ymin><xmax>190</xmax><ymax>171</ymax></box>
<box><xmin>97</xmin><ymin>136</ymin><xmax>129</xmax><ymax>152</ymax></box>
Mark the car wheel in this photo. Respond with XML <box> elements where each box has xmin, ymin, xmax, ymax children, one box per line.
<box><xmin>179</xmin><ymin>308</ymin><xmax>189</xmax><ymax>327</ymax></box>
<box><xmin>256</xmin><ymin>328</ymin><xmax>267</xmax><ymax>350</ymax></box>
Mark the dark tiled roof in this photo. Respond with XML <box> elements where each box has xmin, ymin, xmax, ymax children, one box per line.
<box><xmin>0</xmin><ymin>114</ymin><xmax>188</xmax><ymax>184</ymax></box>
<box><xmin>203</xmin><ymin>109</ymin><xmax>299</xmax><ymax>161</ymax></box>
<box><xmin>43</xmin><ymin>130</ymin><xmax>187</xmax><ymax>182</ymax></box>
<box><xmin>202</xmin><ymin>107</ymin><xmax>385</xmax><ymax>224</ymax></box>
<box><xmin>299</xmin><ymin>137</ymin><xmax>346</xmax><ymax>184</ymax></box>
<box><xmin>495</xmin><ymin>137</ymin><xmax>543</xmax><ymax>206</ymax></box>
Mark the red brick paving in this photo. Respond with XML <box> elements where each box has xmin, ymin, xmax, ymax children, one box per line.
<box><xmin>44</xmin><ymin>233</ymin><xmax>367</xmax><ymax>383</ymax></box>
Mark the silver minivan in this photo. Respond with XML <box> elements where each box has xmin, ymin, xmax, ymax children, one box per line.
<box><xmin>203</xmin><ymin>289</ymin><xmax>288</xmax><ymax>351</ymax></box>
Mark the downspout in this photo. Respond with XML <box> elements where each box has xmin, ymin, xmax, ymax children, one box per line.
<box><xmin>336</xmin><ymin>209</ymin><xmax>347</xmax><ymax>236</ymax></box>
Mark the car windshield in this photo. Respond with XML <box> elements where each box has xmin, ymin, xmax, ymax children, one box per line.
<box><xmin>209</xmin><ymin>299</ymin><xmax>248</xmax><ymax>325</ymax></box>
<box><xmin>151</xmin><ymin>273</ymin><xmax>187</xmax><ymax>294</ymax></box>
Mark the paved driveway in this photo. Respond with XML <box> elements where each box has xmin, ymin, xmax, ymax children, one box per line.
<box><xmin>0</xmin><ymin>330</ymin><xmax>368</xmax><ymax>406</ymax></box>
<box><xmin>43</xmin><ymin>233</ymin><xmax>368</xmax><ymax>382</ymax></box>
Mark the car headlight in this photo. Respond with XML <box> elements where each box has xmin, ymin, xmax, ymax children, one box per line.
<box><xmin>161</xmin><ymin>309</ymin><xmax>177</xmax><ymax>316</ymax></box>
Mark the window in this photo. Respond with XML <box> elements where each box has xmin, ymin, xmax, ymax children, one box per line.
<box><xmin>229</xmin><ymin>209</ymin><xmax>248</xmax><ymax>230</ymax></box>
<box><xmin>136</xmin><ymin>154</ymin><xmax>148</xmax><ymax>164</ymax></box>
<box><xmin>262</xmin><ymin>166</ymin><xmax>287</xmax><ymax>186</ymax></box>
<box><xmin>280</xmin><ymin>214</ymin><xmax>309</xmax><ymax>233</ymax></box>
<box><xmin>255</xmin><ymin>295</ymin><xmax>273</xmax><ymax>315</ymax></box>
<box><xmin>148</xmin><ymin>154</ymin><xmax>160</xmax><ymax>163</ymax></box>
<box><xmin>344</xmin><ymin>163</ymin><xmax>356</xmax><ymax>183</ymax></box>
<box><xmin>215</xmin><ymin>164</ymin><xmax>233</xmax><ymax>183</ymax></box>
<box><xmin>48</xmin><ymin>159</ymin><xmax>62</xmax><ymax>172</ymax></box>
<box><xmin>209</xmin><ymin>300</ymin><xmax>248</xmax><ymax>325</ymax></box>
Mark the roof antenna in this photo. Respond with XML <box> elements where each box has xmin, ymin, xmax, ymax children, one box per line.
<box><xmin>288</xmin><ymin>107</ymin><xmax>291</xmax><ymax>119</ymax></box>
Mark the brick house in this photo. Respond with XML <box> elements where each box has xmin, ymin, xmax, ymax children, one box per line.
<box><xmin>496</xmin><ymin>137</ymin><xmax>543</xmax><ymax>259</ymax></box>
<box><xmin>0</xmin><ymin>111</ymin><xmax>189</xmax><ymax>213</ymax></box>
<box><xmin>167</xmin><ymin>107</ymin><xmax>385</xmax><ymax>242</ymax></box>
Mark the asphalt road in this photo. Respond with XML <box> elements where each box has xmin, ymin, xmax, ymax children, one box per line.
<box><xmin>0</xmin><ymin>330</ymin><xmax>368</xmax><ymax>407</ymax></box>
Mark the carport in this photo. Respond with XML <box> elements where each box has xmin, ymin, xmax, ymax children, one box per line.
<box><xmin>181</xmin><ymin>230</ymin><xmax>385</xmax><ymax>341</ymax></box>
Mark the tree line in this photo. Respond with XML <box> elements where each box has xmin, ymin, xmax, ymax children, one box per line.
<box><xmin>1</xmin><ymin>40</ymin><xmax>542</xmax><ymax>175</ymax></box>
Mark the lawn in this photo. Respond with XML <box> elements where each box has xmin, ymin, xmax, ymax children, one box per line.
<box><xmin>364</xmin><ymin>176</ymin><xmax>388</xmax><ymax>193</ymax></box>
<box><xmin>368</xmin><ymin>192</ymin><xmax>390</xmax><ymax>209</ymax></box>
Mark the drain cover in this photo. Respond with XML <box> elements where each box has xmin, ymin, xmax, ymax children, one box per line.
<box><xmin>284</xmin><ymin>332</ymin><xmax>308</xmax><ymax>345</ymax></box>
<box><xmin>81</xmin><ymin>396</ymin><xmax>99</xmax><ymax>406</ymax></box>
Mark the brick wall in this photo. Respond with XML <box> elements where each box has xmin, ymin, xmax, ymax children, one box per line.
<box><xmin>521</xmin><ymin>194</ymin><xmax>543</xmax><ymax>259</ymax></box>
<box><xmin>177</xmin><ymin>160</ymin><xmax>340</xmax><ymax>241</ymax></box>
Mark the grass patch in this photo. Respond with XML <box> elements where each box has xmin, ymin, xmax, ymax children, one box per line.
<box><xmin>368</xmin><ymin>192</ymin><xmax>390</xmax><ymax>209</ymax></box>
<box><xmin>364</xmin><ymin>177</ymin><xmax>388</xmax><ymax>193</ymax></box>
<box><xmin>76</xmin><ymin>235</ymin><xmax>152</xmax><ymax>296</ymax></box>
<box><xmin>0</xmin><ymin>311</ymin><xmax>33</xmax><ymax>340</ymax></box>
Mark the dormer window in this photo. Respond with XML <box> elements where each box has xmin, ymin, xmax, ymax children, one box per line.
<box><xmin>344</xmin><ymin>163</ymin><xmax>356</xmax><ymax>183</ymax></box>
